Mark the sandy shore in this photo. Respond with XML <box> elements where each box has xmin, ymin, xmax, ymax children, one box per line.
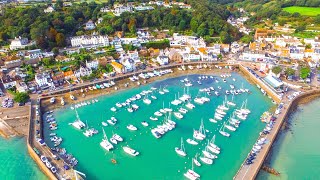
<box><xmin>41</xmin><ymin>67</ymin><xmax>236</xmax><ymax>112</ymax></box>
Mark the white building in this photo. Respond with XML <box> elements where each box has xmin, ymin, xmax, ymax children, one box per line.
<box><xmin>70</xmin><ymin>35</ymin><xmax>109</xmax><ymax>47</ymax></box>
<box><xmin>35</xmin><ymin>72</ymin><xmax>54</xmax><ymax>88</ymax></box>
<box><xmin>86</xmin><ymin>60</ymin><xmax>99</xmax><ymax>70</ymax></box>
<box><xmin>114</xmin><ymin>5</ymin><xmax>133</xmax><ymax>16</ymax></box>
<box><xmin>85</xmin><ymin>20</ymin><xmax>96</xmax><ymax>30</ymax></box>
<box><xmin>44</xmin><ymin>6</ymin><xmax>54</xmax><ymax>13</ymax></box>
<box><xmin>74</xmin><ymin>67</ymin><xmax>92</xmax><ymax>78</ymax></box>
<box><xmin>9</xmin><ymin>37</ymin><xmax>29</xmax><ymax>50</ymax></box>
<box><xmin>156</xmin><ymin>55</ymin><xmax>169</xmax><ymax>65</ymax></box>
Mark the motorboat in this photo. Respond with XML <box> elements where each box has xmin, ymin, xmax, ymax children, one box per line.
<box><xmin>110</xmin><ymin>137</ymin><xmax>117</xmax><ymax>144</ymax></box>
<box><xmin>154</xmin><ymin>111</ymin><xmax>163</xmax><ymax>117</ymax></box>
<box><xmin>174</xmin><ymin>112</ymin><xmax>183</xmax><ymax>119</ymax></box>
<box><xmin>107</xmin><ymin>120</ymin><xmax>116</xmax><ymax>125</ymax></box>
<box><xmin>50</xmin><ymin>97</ymin><xmax>55</xmax><ymax>104</ymax></box>
<box><xmin>110</xmin><ymin>107</ymin><xmax>117</xmax><ymax>112</ymax></box>
<box><xmin>113</xmin><ymin>134</ymin><xmax>123</xmax><ymax>142</ymax></box>
<box><xmin>179</xmin><ymin>108</ymin><xmax>188</xmax><ymax>114</ymax></box>
<box><xmin>116</xmin><ymin>102</ymin><xmax>122</xmax><ymax>108</ymax></box>
<box><xmin>141</xmin><ymin>121</ymin><xmax>149</xmax><ymax>127</ymax></box>
<box><xmin>123</xmin><ymin>146</ymin><xmax>139</xmax><ymax>156</ymax></box>
<box><xmin>186</xmin><ymin>102</ymin><xmax>195</xmax><ymax>109</ymax></box>
<box><xmin>151</xmin><ymin>129</ymin><xmax>162</xmax><ymax>138</ymax></box>
<box><xmin>150</xmin><ymin>116</ymin><xmax>158</xmax><ymax>121</ymax></box>
<box><xmin>186</xmin><ymin>138</ymin><xmax>198</xmax><ymax>145</ymax></box>
<box><xmin>209</xmin><ymin>118</ymin><xmax>217</xmax><ymax>123</ymax></box>
<box><xmin>127</xmin><ymin>124</ymin><xmax>138</xmax><ymax>131</ymax></box>
<box><xmin>102</xmin><ymin>122</ymin><xmax>108</xmax><ymax>126</ymax></box>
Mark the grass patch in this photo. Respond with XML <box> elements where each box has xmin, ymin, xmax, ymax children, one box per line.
<box><xmin>293</xmin><ymin>31</ymin><xmax>320</xmax><ymax>38</ymax></box>
<box><xmin>283</xmin><ymin>6</ymin><xmax>320</xmax><ymax>16</ymax></box>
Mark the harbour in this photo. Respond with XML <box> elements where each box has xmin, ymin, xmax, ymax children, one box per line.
<box><xmin>41</xmin><ymin>71</ymin><xmax>273</xmax><ymax>179</ymax></box>
<box><xmin>19</xmin><ymin>62</ymin><xmax>319</xmax><ymax>180</ymax></box>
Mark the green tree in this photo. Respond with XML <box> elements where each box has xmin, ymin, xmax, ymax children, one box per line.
<box><xmin>42</xmin><ymin>57</ymin><xmax>55</xmax><ymax>67</ymax></box>
<box><xmin>55</xmin><ymin>33</ymin><xmax>65</xmax><ymax>47</ymax></box>
<box><xmin>300</xmin><ymin>67</ymin><xmax>311</xmax><ymax>79</ymax></box>
<box><xmin>190</xmin><ymin>18</ymin><xmax>198</xmax><ymax>33</ymax></box>
<box><xmin>13</xmin><ymin>92</ymin><xmax>30</xmax><ymax>103</ymax></box>
<box><xmin>272</xmin><ymin>66</ymin><xmax>282</xmax><ymax>75</ymax></box>
<box><xmin>106</xmin><ymin>64</ymin><xmax>113</xmax><ymax>73</ymax></box>
<box><xmin>285</xmin><ymin>67</ymin><xmax>295</xmax><ymax>77</ymax></box>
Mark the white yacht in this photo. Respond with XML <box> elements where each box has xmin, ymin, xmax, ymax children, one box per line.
<box><xmin>107</xmin><ymin>120</ymin><xmax>116</xmax><ymax>125</ymax></box>
<box><xmin>141</xmin><ymin>121</ymin><xmax>149</xmax><ymax>127</ymax></box>
<box><xmin>179</xmin><ymin>108</ymin><xmax>188</xmax><ymax>114</ymax></box>
<box><xmin>186</xmin><ymin>138</ymin><xmax>198</xmax><ymax>145</ymax></box>
<box><xmin>219</xmin><ymin>123</ymin><xmax>230</xmax><ymax>137</ymax></box>
<box><xmin>175</xmin><ymin>138</ymin><xmax>187</xmax><ymax>157</ymax></box>
<box><xmin>123</xmin><ymin>146</ymin><xmax>139</xmax><ymax>156</ymax></box>
<box><xmin>116</xmin><ymin>102</ymin><xmax>122</xmax><ymax>108</ymax></box>
<box><xmin>225</xmin><ymin>123</ymin><xmax>236</xmax><ymax>131</ymax></box>
<box><xmin>100</xmin><ymin>128</ymin><xmax>113</xmax><ymax>151</ymax></box>
<box><xmin>113</xmin><ymin>134</ymin><xmax>123</xmax><ymax>142</ymax></box>
<box><xmin>143</xmin><ymin>95</ymin><xmax>152</xmax><ymax>105</ymax></box>
<box><xmin>110</xmin><ymin>137</ymin><xmax>117</xmax><ymax>144</ymax></box>
<box><xmin>101</xmin><ymin>122</ymin><xmax>108</xmax><ymax>126</ymax></box>
<box><xmin>154</xmin><ymin>111</ymin><xmax>163</xmax><ymax>117</ymax></box>
<box><xmin>110</xmin><ymin>107</ymin><xmax>117</xmax><ymax>112</ymax></box>
<box><xmin>174</xmin><ymin>112</ymin><xmax>183</xmax><ymax>119</ymax></box>
<box><xmin>127</xmin><ymin>124</ymin><xmax>138</xmax><ymax>131</ymax></box>
<box><xmin>150</xmin><ymin>116</ymin><xmax>158</xmax><ymax>121</ymax></box>
<box><xmin>186</xmin><ymin>102</ymin><xmax>195</xmax><ymax>109</ymax></box>
<box><xmin>200</xmin><ymin>157</ymin><xmax>213</xmax><ymax>165</ymax></box>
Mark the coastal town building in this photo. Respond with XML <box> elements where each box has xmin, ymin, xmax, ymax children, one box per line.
<box><xmin>111</xmin><ymin>61</ymin><xmax>124</xmax><ymax>73</ymax></box>
<box><xmin>156</xmin><ymin>54</ymin><xmax>169</xmax><ymax>65</ymax></box>
<box><xmin>16</xmin><ymin>81</ymin><xmax>28</xmax><ymax>93</ymax></box>
<box><xmin>3</xmin><ymin>56</ymin><xmax>22</xmax><ymax>69</ymax></box>
<box><xmin>9</xmin><ymin>36</ymin><xmax>34</xmax><ymax>50</ymax></box>
<box><xmin>74</xmin><ymin>66</ymin><xmax>92</xmax><ymax>78</ymax></box>
<box><xmin>0</xmin><ymin>75</ymin><xmax>21</xmax><ymax>89</ymax></box>
<box><xmin>44</xmin><ymin>6</ymin><xmax>54</xmax><ymax>13</ymax></box>
<box><xmin>35</xmin><ymin>72</ymin><xmax>54</xmax><ymax>89</ymax></box>
<box><xmin>85</xmin><ymin>20</ymin><xmax>96</xmax><ymax>30</ymax></box>
<box><xmin>70</xmin><ymin>35</ymin><xmax>109</xmax><ymax>48</ymax></box>
<box><xmin>86</xmin><ymin>60</ymin><xmax>99</xmax><ymax>70</ymax></box>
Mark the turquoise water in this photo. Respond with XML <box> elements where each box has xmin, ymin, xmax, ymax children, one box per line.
<box><xmin>257</xmin><ymin>98</ymin><xmax>320</xmax><ymax>180</ymax></box>
<box><xmin>45</xmin><ymin>73</ymin><xmax>273</xmax><ymax>179</ymax></box>
<box><xmin>0</xmin><ymin>137</ymin><xmax>46</xmax><ymax>180</ymax></box>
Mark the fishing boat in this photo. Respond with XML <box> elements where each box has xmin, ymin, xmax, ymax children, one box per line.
<box><xmin>219</xmin><ymin>123</ymin><xmax>230</xmax><ymax>137</ymax></box>
<box><xmin>200</xmin><ymin>156</ymin><xmax>213</xmax><ymax>165</ymax></box>
<box><xmin>127</xmin><ymin>124</ymin><xmax>138</xmax><ymax>131</ymax></box>
<box><xmin>100</xmin><ymin>128</ymin><xmax>114</xmax><ymax>151</ymax></box>
<box><xmin>175</xmin><ymin>138</ymin><xmax>187</xmax><ymax>157</ymax></box>
<box><xmin>186</xmin><ymin>138</ymin><xmax>198</xmax><ymax>145</ymax></box>
<box><xmin>141</xmin><ymin>121</ymin><xmax>149</xmax><ymax>127</ymax></box>
<box><xmin>123</xmin><ymin>146</ymin><xmax>139</xmax><ymax>156</ymax></box>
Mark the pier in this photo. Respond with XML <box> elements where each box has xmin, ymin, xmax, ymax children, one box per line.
<box><xmin>234</xmin><ymin>87</ymin><xmax>320</xmax><ymax>179</ymax></box>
